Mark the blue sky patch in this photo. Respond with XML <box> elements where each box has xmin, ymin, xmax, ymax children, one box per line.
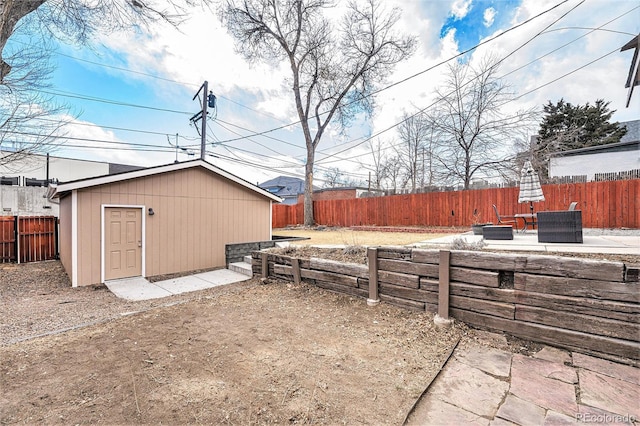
<box><xmin>440</xmin><ymin>0</ymin><xmax>522</xmax><ymax>51</ymax></box>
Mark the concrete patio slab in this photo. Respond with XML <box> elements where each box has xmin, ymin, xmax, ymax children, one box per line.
<box><xmin>415</xmin><ymin>229</ymin><xmax>640</xmax><ymax>255</ymax></box>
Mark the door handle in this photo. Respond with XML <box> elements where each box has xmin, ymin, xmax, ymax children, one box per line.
<box><xmin>138</xmin><ymin>241</ymin><xmax>142</xmax><ymax>247</ymax></box>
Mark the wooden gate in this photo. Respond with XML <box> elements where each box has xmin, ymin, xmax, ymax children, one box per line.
<box><xmin>0</xmin><ymin>216</ymin><xmax>58</xmax><ymax>263</ymax></box>
<box><xmin>0</xmin><ymin>216</ymin><xmax>16</xmax><ymax>263</ymax></box>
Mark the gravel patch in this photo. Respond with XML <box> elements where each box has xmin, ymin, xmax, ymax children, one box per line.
<box><xmin>0</xmin><ymin>261</ymin><xmax>251</xmax><ymax>346</ymax></box>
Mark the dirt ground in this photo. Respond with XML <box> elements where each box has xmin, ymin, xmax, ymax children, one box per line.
<box><xmin>0</xmin><ymin>260</ymin><xmax>468</xmax><ymax>425</ymax></box>
<box><xmin>3</xmin><ymin>227</ymin><xmax>633</xmax><ymax>424</ymax></box>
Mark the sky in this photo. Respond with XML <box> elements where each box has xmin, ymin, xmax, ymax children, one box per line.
<box><xmin>4</xmin><ymin>0</ymin><xmax>640</xmax><ymax>186</ymax></box>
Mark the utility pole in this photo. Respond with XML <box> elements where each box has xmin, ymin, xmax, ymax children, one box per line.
<box><xmin>191</xmin><ymin>81</ymin><xmax>209</xmax><ymax>160</ymax></box>
<box><xmin>167</xmin><ymin>133</ymin><xmax>195</xmax><ymax>163</ymax></box>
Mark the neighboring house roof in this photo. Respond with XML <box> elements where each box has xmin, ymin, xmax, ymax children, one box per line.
<box><xmin>549</xmin><ymin>119</ymin><xmax>640</xmax><ymax>157</ymax></box>
<box><xmin>51</xmin><ymin>159</ymin><xmax>282</xmax><ymax>202</ymax></box>
<box><xmin>108</xmin><ymin>163</ymin><xmax>145</xmax><ymax>175</ymax></box>
<box><xmin>550</xmin><ymin>140</ymin><xmax>639</xmax><ymax>157</ymax></box>
<box><xmin>259</xmin><ymin>176</ymin><xmax>306</xmax><ymax>197</ymax></box>
<box><xmin>620</xmin><ymin>119</ymin><xmax>640</xmax><ymax>143</ymax></box>
<box><xmin>315</xmin><ymin>186</ymin><xmax>371</xmax><ymax>192</ymax></box>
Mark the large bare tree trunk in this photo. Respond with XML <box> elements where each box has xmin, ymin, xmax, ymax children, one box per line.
<box><xmin>304</xmin><ymin>151</ymin><xmax>314</xmax><ymax>226</ymax></box>
<box><xmin>0</xmin><ymin>0</ymin><xmax>44</xmax><ymax>80</ymax></box>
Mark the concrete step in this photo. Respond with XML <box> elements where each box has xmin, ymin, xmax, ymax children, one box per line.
<box><xmin>229</xmin><ymin>261</ymin><xmax>252</xmax><ymax>277</ymax></box>
<box><xmin>243</xmin><ymin>255</ymin><xmax>252</xmax><ymax>264</ymax></box>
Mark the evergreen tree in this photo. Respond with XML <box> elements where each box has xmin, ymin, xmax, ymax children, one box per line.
<box><xmin>533</xmin><ymin>99</ymin><xmax>627</xmax><ymax>180</ymax></box>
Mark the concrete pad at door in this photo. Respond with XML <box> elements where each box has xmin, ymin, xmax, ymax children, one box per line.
<box><xmin>153</xmin><ymin>269</ymin><xmax>248</xmax><ymax>294</ymax></box>
<box><xmin>195</xmin><ymin>269</ymin><xmax>250</xmax><ymax>285</ymax></box>
<box><xmin>105</xmin><ymin>276</ymin><xmax>173</xmax><ymax>301</ymax></box>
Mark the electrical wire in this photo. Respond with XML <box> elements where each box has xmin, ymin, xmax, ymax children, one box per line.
<box><xmin>2</xmin><ymin>130</ymin><xmax>174</xmax><ymax>151</ymax></box>
<box><xmin>28</xmin><ymin>116</ymin><xmax>198</xmax><ymax>140</ymax></box>
<box><xmin>8</xmin><ymin>1</ymin><xmax>634</xmax><ymax>183</ymax></box>
<box><xmin>314</xmin><ymin>0</ymin><xmax>592</xmax><ymax>165</ymax></box>
<box><xmin>38</xmin><ymin>89</ymin><xmax>193</xmax><ymax>115</ymax></box>
<box><xmin>214</xmin><ymin>0</ymin><xmax>575</xmax><ymax>144</ymax></box>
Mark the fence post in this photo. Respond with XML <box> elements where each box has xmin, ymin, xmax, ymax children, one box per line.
<box><xmin>435</xmin><ymin>250</ymin><xmax>453</xmax><ymax>328</ymax></box>
<box><xmin>261</xmin><ymin>252</ymin><xmax>269</xmax><ymax>279</ymax></box>
<box><xmin>292</xmin><ymin>257</ymin><xmax>301</xmax><ymax>284</ymax></box>
<box><xmin>14</xmin><ymin>215</ymin><xmax>19</xmax><ymax>264</ymax></box>
<box><xmin>367</xmin><ymin>247</ymin><xmax>379</xmax><ymax>306</ymax></box>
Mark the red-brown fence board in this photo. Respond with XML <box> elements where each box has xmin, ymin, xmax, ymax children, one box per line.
<box><xmin>273</xmin><ymin>179</ymin><xmax>640</xmax><ymax>229</ymax></box>
<box><xmin>0</xmin><ymin>216</ymin><xmax>57</xmax><ymax>263</ymax></box>
<box><xmin>18</xmin><ymin>216</ymin><xmax>58</xmax><ymax>263</ymax></box>
<box><xmin>1</xmin><ymin>216</ymin><xmax>16</xmax><ymax>263</ymax></box>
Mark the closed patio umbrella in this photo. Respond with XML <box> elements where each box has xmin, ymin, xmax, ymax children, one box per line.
<box><xmin>518</xmin><ymin>160</ymin><xmax>545</xmax><ymax>214</ymax></box>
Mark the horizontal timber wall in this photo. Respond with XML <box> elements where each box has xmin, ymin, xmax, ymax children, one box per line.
<box><xmin>253</xmin><ymin>248</ymin><xmax>640</xmax><ymax>364</ymax></box>
<box><xmin>272</xmin><ymin>179</ymin><xmax>640</xmax><ymax>229</ymax></box>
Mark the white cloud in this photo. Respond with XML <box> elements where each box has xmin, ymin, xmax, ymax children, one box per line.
<box><xmin>48</xmin><ymin>0</ymin><xmax>640</xmax><ymax>184</ymax></box>
<box><xmin>451</xmin><ymin>0</ymin><xmax>473</xmax><ymax>20</ymax></box>
<box><xmin>484</xmin><ymin>7</ymin><xmax>496</xmax><ymax>27</ymax></box>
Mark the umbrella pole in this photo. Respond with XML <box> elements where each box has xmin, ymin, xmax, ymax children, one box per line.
<box><xmin>529</xmin><ymin>202</ymin><xmax>534</xmax><ymax>214</ymax></box>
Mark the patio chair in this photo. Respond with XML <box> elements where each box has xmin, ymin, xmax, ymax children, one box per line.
<box><xmin>492</xmin><ymin>204</ymin><xmax>518</xmax><ymax>227</ymax></box>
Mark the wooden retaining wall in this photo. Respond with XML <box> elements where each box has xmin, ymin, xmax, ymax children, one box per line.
<box><xmin>252</xmin><ymin>248</ymin><xmax>640</xmax><ymax>363</ymax></box>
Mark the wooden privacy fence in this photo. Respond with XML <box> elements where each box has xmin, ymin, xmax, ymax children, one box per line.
<box><xmin>253</xmin><ymin>248</ymin><xmax>640</xmax><ymax>363</ymax></box>
<box><xmin>0</xmin><ymin>216</ymin><xmax>58</xmax><ymax>263</ymax></box>
<box><xmin>272</xmin><ymin>179</ymin><xmax>640</xmax><ymax>229</ymax></box>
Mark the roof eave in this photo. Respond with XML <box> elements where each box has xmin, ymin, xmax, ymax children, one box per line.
<box><xmin>50</xmin><ymin>159</ymin><xmax>282</xmax><ymax>203</ymax></box>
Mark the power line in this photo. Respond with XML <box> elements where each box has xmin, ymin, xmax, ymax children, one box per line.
<box><xmin>214</xmin><ymin>0</ymin><xmax>574</xmax><ymax>144</ymax></box>
<box><xmin>39</xmin><ymin>89</ymin><xmax>192</xmax><ymax>115</ymax></box>
<box><xmin>3</xmin><ymin>130</ymin><xmax>174</xmax><ymax>151</ymax></box>
<box><xmin>19</xmin><ymin>40</ymin><xmax>290</xmax><ymax>123</ymax></box>
<box><xmin>314</xmin><ymin>0</ymin><xmax>590</xmax><ymax>165</ymax></box>
<box><xmin>206</xmin><ymin>149</ymin><xmax>333</xmax><ymax>184</ymax></box>
<box><xmin>29</xmin><ymin>116</ymin><xmax>198</xmax><ymax>140</ymax></box>
<box><xmin>27</xmin><ymin>0</ymin><xmax>582</xmax><ymax>167</ymax></box>
<box><xmin>508</xmin><ymin>47</ymin><xmax>622</xmax><ymax>103</ymax></box>
<box><xmin>500</xmin><ymin>5</ymin><xmax>640</xmax><ymax>80</ymax></box>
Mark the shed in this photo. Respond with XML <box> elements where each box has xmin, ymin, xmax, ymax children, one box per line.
<box><xmin>51</xmin><ymin>160</ymin><xmax>281</xmax><ymax>287</ymax></box>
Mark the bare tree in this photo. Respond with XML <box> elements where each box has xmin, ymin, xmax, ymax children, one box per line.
<box><xmin>322</xmin><ymin>166</ymin><xmax>364</xmax><ymax>188</ymax></box>
<box><xmin>395</xmin><ymin>112</ymin><xmax>434</xmax><ymax>192</ymax></box>
<box><xmin>427</xmin><ymin>57</ymin><xmax>538</xmax><ymax>189</ymax></box>
<box><xmin>220</xmin><ymin>0</ymin><xmax>415</xmax><ymax>225</ymax></box>
<box><xmin>322</xmin><ymin>167</ymin><xmax>344</xmax><ymax>188</ymax></box>
<box><xmin>1</xmin><ymin>1</ymin><xmax>207</xmax><ymax>82</ymax></box>
<box><xmin>364</xmin><ymin>137</ymin><xmax>389</xmax><ymax>190</ymax></box>
<box><xmin>381</xmin><ymin>155</ymin><xmax>402</xmax><ymax>193</ymax></box>
<box><xmin>0</xmin><ymin>33</ymin><xmax>68</xmax><ymax>167</ymax></box>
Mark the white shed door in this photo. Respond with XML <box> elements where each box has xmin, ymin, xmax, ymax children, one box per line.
<box><xmin>105</xmin><ymin>208</ymin><xmax>142</xmax><ymax>280</ymax></box>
